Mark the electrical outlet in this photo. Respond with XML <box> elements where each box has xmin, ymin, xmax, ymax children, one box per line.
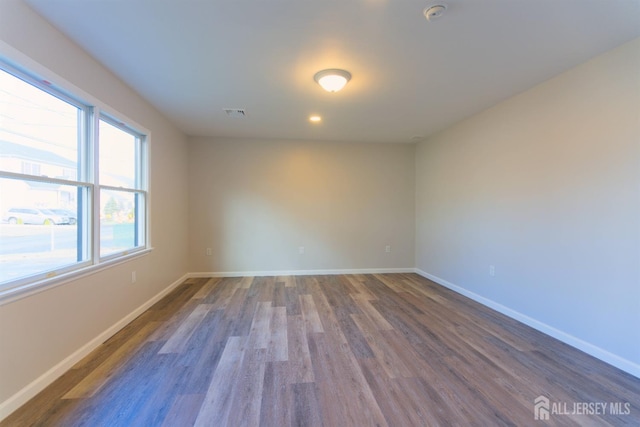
<box><xmin>489</xmin><ymin>265</ymin><xmax>495</xmax><ymax>277</ymax></box>
<box><xmin>206</xmin><ymin>248</ymin><xmax>212</xmax><ymax>256</ymax></box>
<box><xmin>299</xmin><ymin>246</ymin><xmax>305</xmax><ymax>254</ymax></box>
<box><xmin>131</xmin><ymin>271</ymin><xmax>137</xmax><ymax>283</ymax></box>
<box><xmin>385</xmin><ymin>245</ymin><xmax>391</xmax><ymax>253</ymax></box>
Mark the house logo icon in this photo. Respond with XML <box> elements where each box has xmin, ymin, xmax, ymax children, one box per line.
<box><xmin>534</xmin><ymin>395</ymin><xmax>550</xmax><ymax>420</ymax></box>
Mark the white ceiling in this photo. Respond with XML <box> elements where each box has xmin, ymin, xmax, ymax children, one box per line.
<box><xmin>26</xmin><ymin>0</ymin><xmax>640</xmax><ymax>143</ymax></box>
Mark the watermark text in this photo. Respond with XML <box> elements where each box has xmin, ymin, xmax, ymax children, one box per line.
<box><xmin>534</xmin><ymin>395</ymin><xmax>631</xmax><ymax>420</ymax></box>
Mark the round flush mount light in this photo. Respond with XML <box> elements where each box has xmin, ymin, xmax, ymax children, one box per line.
<box><xmin>314</xmin><ymin>69</ymin><xmax>351</xmax><ymax>92</ymax></box>
<box><xmin>424</xmin><ymin>4</ymin><xmax>447</xmax><ymax>21</ymax></box>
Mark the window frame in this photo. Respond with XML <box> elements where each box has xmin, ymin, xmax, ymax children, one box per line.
<box><xmin>0</xmin><ymin>57</ymin><xmax>151</xmax><ymax>304</ymax></box>
<box><xmin>97</xmin><ymin>113</ymin><xmax>149</xmax><ymax>261</ymax></box>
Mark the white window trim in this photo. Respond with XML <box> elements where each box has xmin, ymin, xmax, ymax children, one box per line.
<box><xmin>0</xmin><ymin>248</ymin><xmax>154</xmax><ymax>306</ymax></box>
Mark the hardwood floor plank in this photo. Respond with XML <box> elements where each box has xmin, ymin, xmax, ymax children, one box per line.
<box><xmin>291</xmin><ymin>382</ymin><xmax>324</xmax><ymax>427</ymax></box>
<box><xmin>367</xmin><ymin>277</ymin><xmax>425</xmax><ymax>317</ymax></box>
<box><xmin>223</xmin><ymin>287</ymin><xmax>249</xmax><ymax>319</ymax></box>
<box><xmin>345</xmin><ymin>275</ymin><xmax>377</xmax><ymax>300</ymax></box>
<box><xmin>161</xmin><ymin>394</ymin><xmax>205</xmax><ymax>427</ymax></box>
<box><xmin>396</xmin><ymin>375</ymin><xmax>457</xmax><ymax>426</ymax></box>
<box><xmin>239</xmin><ymin>276</ymin><xmax>254</xmax><ymax>289</ymax></box>
<box><xmin>272</xmin><ymin>282</ymin><xmax>287</xmax><ymax>307</ymax></box>
<box><xmin>317</xmin><ymin>275</ymin><xmax>357</xmax><ymax>312</ymax></box>
<box><xmin>372</xmin><ymin>273</ymin><xmax>406</xmax><ymax>294</ymax></box>
<box><xmin>260</xmin><ymin>361</ymin><xmax>292</xmax><ymax>427</ymax></box>
<box><xmin>174</xmin><ymin>308</ymin><xmax>227</xmax><ymax>372</ymax></box>
<box><xmin>66</xmin><ymin>342</ymin><xmax>173</xmax><ymax>426</ymax></box>
<box><xmin>359</xmin><ymin>357</ymin><xmax>436</xmax><ymax>427</ymax></box>
<box><xmin>226</xmin><ymin>349</ymin><xmax>267</xmax><ymax>427</ymax></box>
<box><xmin>267</xmin><ymin>306</ymin><xmax>288</xmax><ymax>362</ymax></box>
<box><xmin>230</xmin><ymin>287</ymin><xmax>261</xmax><ymax>337</ymax></box>
<box><xmin>207</xmin><ymin>277</ymin><xmax>242</xmax><ymax>309</ymax></box>
<box><xmin>192</xmin><ymin>277</ymin><xmax>221</xmax><ymax>299</ymax></box>
<box><xmin>370</xmin><ymin>296</ymin><xmax>451</xmax><ymax>360</ymax></box>
<box><xmin>305</xmin><ymin>333</ymin><xmax>352</xmax><ymax>426</ymax></box>
<box><xmin>379</xmin><ymin>329</ymin><xmax>488</xmax><ymax>425</ymax></box>
<box><xmin>277</xmin><ymin>275</ymin><xmax>296</xmax><ymax>288</ymax></box>
<box><xmin>256</xmin><ymin>276</ymin><xmax>276</xmax><ymax>302</ymax></box>
<box><xmin>123</xmin><ymin>363</ymin><xmax>189</xmax><ymax>426</ymax></box>
<box><xmin>329</xmin><ymin>305</ymin><xmax>374</xmax><ymax>359</ymax></box>
<box><xmin>179</xmin><ymin>339</ymin><xmax>226</xmax><ymax>396</ymax></box>
<box><xmin>351</xmin><ymin>314</ymin><xmax>411</xmax><ymax>379</ymax></box>
<box><xmin>147</xmin><ymin>298</ymin><xmax>202</xmax><ymax>343</ymax></box>
<box><xmin>287</xmin><ymin>314</ymin><xmax>315</xmax><ymax>383</ymax></box>
<box><xmin>285</xmin><ymin>284</ymin><xmax>302</xmax><ymax>316</ymax></box>
<box><xmin>62</xmin><ymin>322</ymin><xmax>160</xmax><ymax>399</ymax></box>
<box><xmin>299</xmin><ymin>294</ymin><xmax>324</xmax><ymax>333</ymax></box>
<box><xmin>149</xmin><ymin>279</ymin><xmax>205</xmax><ymax>315</ymax></box>
<box><xmin>317</xmin><ymin>279</ymin><xmax>374</xmax><ymax>358</ymax></box>
<box><xmin>307</xmin><ymin>287</ymin><xmax>348</xmax><ymax>344</ymax></box>
<box><xmin>442</xmin><ymin>353</ymin><xmax>533</xmax><ymax>423</ymax></box>
<box><xmin>158</xmin><ymin>303</ymin><xmax>212</xmax><ymax>354</ymax></box>
<box><xmin>248</xmin><ymin>301</ymin><xmax>273</xmax><ymax>349</ymax></box>
<box><xmin>193</xmin><ymin>336</ymin><xmax>247</xmax><ymax>427</ymax></box>
<box><xmin>307</xmin><ymin>332</ymin><xmax>388</xmax><ymax>427</ymax></box>
<box><xmin>350</xmin><ymin>292</ymin><xmax>394</xmax><ymax>331</ymax></box>
<box><xmin>285</xmin><ymin>275</ymin><xmax>297</xmax><ymax>287</ymax></box>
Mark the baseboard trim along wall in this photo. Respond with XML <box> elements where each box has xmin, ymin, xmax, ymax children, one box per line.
<box><xmin>189</xmin><ymin>267</ymin><xmax>415</xmax><ymax>278</ymax></box>
<box><xmin>415</xmin><ymin>269</ymin><xmax>640</xmax><ymax>379</ymax></box>
<box><xmin>0</xmin><ymin>273</ymin><xmax>189</xmax><ymax>421</ymax></box>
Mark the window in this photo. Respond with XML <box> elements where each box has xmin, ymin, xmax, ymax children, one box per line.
<box><xmin>21</xmin><ymin>162</ymin><xmax>41</xmax><ymax>176</ymax></box>
<box><xmin>98</xmin><ymin>117</ymin><xmax>146</xmax><ymax>258</ymax></box>
<box><xmin>0</xmin><ymin>61</ymin><xmax>149</xmax><ymax>297</ymax></box>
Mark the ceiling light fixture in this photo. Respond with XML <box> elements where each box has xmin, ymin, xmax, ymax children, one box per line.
<box><xmin>314</xmin><ymin>69</ymin><xmax>351</xmax><ymax>92</ymax></box>
<box><xmin>309</xmin><ymin>115</ymin><xmax>322</xmax><ymax>122</ymax></box>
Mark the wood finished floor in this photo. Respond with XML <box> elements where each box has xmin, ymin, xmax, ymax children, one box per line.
<box><xmin>3</xmin><ymin>274</ymin><xmax>640</xmax><ymax>426</ymax></box>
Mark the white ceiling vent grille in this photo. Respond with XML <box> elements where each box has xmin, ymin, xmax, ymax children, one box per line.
<box><xmin>224</xmin><ymin>108</ymin><xmax>246</xmax><ymax>118</ymax></box>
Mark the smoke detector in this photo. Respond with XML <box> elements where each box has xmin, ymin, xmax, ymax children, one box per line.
<box><xmin>424</xmin><ymin>4</ymin><xmax>447</xmax><ymax>21</ymax></box>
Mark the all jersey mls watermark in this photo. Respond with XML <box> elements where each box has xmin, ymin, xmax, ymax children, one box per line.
<box><xmin>534</xmin><ymin>395</ymin><xmax>632</xmax><ymax>420</ymax></box>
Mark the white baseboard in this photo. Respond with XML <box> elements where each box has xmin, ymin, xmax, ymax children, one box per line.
<box><xmin>189</xmin><ymin>267</ymin><xmax>415</xmax><ymax>278</ymax></box>
<box><xmin>415</xmin><ymin>269</ymin><xmax>640</xmax><ymax>379</ymax></box>
<box><xmin>0</xmin><ymin>273</ymin><xmax>189</xmax><ymax>421</ymax></box>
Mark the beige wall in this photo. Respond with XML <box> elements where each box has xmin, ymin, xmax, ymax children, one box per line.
<box><xmin>0</xmin><ymin>0</ymin><xmax>189</xmax><ymax>408</ymax></box>
<box><xmin>188</xmin><ymin>138</ymin><xmax>415</xmax><ymax>273</ymax></box>
<box><xmin>415</xmin><ymin>38</ymin><xmax>640</xmax><ymax>371</ymax></box>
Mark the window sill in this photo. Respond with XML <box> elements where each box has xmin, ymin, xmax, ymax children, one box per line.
<box><xmin>0</xmin><ymin>247</ymin><xmax>154</xmax><ymax>306</ymax></box>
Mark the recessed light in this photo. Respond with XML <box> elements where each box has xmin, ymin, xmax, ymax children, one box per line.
<box><xmin>309</xmin><ymin>115</ymin><xmax>322</xmax><ymax>122</ymax></box>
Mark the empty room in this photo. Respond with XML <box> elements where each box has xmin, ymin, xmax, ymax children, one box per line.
<box><xmin>0</xmin><ymin>0</ymin><xmax>639</xmax><ymax>425</ymax></box>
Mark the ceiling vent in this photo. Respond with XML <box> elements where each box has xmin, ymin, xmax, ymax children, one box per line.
<box><xmin>224</xmin><ymin>108</ymin><xmax>246</xmax><ymax>118</ymax></box>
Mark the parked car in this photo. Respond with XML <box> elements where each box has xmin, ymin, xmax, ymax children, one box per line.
<box><xmin>2</xmin><ymin>208</ymin><xmax>69</xmax><ymax>225</ymax></box>
<box><xmin>49</xmin><ymin>208</ymin><xmax>77</xmax><ymax>225</ymax></box>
